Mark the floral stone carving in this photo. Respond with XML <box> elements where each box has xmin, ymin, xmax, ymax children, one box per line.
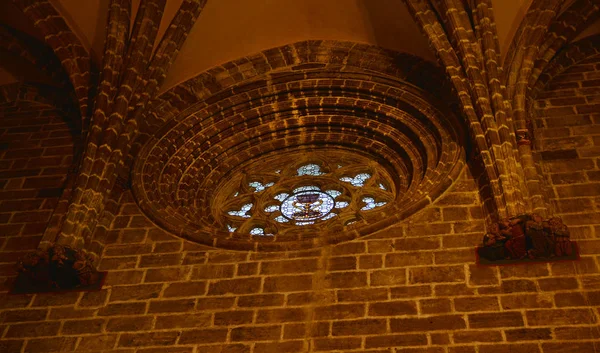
<box><xmin>11</xmin><ymin>244</ymin><xmax>106</xmax><ymax>294</ymax></box>
<box><xmin>477</xmin><ymin>214</ymin><xmax>578</xmax><ymax>265</ymax></box>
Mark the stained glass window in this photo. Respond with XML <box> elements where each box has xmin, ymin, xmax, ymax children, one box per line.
<box><xmin>340</xmin><ymin>173</ymin><xmax>371</xmax><ymax>187</ymax></box>
<box><xmin>249</xmin><ymin>181</ymin><xmax>274</xmax><ymax>192</ymax></box>
<box><xmin>221</xmin><ymin>159</ymin><xmax>393</xmax><ymax>236</ymax></box>
<box><xmin>361</xmin><ymin>197</ymin><xmax>387</xmax><ymax>211</ymax></box>
<box><xmin>264</xmin><ymin>205</ymin><xmax>279</xmax><ymax>213</ymax></box>
<box><xmin>228</xmin><ymin>203</ymin><xmax>252</xmax><ymax>218</ymax></box>
<box><xmin>297</xmin><ymin>164</ymin><xmax>324</xmax><ymax>176</ymax></box>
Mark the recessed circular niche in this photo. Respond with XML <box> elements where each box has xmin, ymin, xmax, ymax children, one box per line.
<box><xmin>132</xmin><ymin>46</ymin><xmax>466</xmax><ymax>251</ymax></box>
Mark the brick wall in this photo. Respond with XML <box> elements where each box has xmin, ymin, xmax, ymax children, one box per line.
<box><xmin>534</xmin><ymin>55</ymin><xmax>600</xmax><ymax>263</ymax></box>
<box><xmin>0</xmin><ymin>100</ymin><xmax>74</xmax><ymax>294</ymax></box>
<box><xmin>0</xmin><ymin>63</ymin><xmax>600</xmax><ymax>352</ymax></box>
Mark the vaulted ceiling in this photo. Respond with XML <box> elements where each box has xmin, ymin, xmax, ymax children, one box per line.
<box><xmin>0</xmin><ymin>0</ymin><xmax>554</xmax><ymax>90</ymax></box>
<box><xmin>1</xmin><ymin>0</ymin><xmax>599</xmax><ymax>90</ymax></box>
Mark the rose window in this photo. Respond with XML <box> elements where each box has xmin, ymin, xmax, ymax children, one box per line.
<box><xmin>216</xmin><ymin>152</ymin><xmax>395</xmax><ymax>237</ymax></box>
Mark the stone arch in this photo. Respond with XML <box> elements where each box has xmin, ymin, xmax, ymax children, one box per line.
<box><xmin>130</xmin><ymin>41</ymin><xmax>471</xmax><ymax>251</ymax></box>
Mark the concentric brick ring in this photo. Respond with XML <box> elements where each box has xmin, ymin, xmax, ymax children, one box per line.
<box><xmin>133</xmin><ymin>44</ymin><xmax>467</xmax><ymax>251</ymax></box>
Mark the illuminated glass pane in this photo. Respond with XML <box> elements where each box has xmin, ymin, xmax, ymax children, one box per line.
<box><xmin>280</xmin><ymin>191</ymin><xmax>335</xmax><ymax>221</ymax></box>
<box><xmin>361</xmin><ymin>197</ymin><xmax>387</xmax><ymax>211</ymax></box>
<box><xmin>340</xmin><ymin>173</ymin><xmax>371</xmax><ymax>187</ymax></box>
<box><xmin>275</xmin><ymin>170</ymin><xmax>281</xmax><ymax>174</ymax></box>
<box><xmin>295</xmin><ymin>221</ymin><xmax>315</xmax><ymax>226</ymax></box>
<box><xmin>321</xmin><ymin>213</ymin><xmax>337</xmax><ymax>221</ymax></box>
<box><xmin>379</xmin><ymin>183</ymin><xmax>387</xmax><ymax>190</ymax></box>
<box><xmin>325</xmin><ymin>190</ymin><xmax>342</xmax><ymax>198</ymax></box>
<box><xmin>264</xmin><ymin>205</ymin><xmax>279</xmax><ymax>213</ymax></box>
<box><xmin>228</xmin><ymin>203</ymin><xmax>252</xmax><ymax>218</ymax></box>
<box><xmin>249</xmin><ymin>181</ymin><xmax>274</xmax><ymax>193</ymax></box>
<box><xmin>274</xmin><ymin>193</ymin><xmax>289</xmax><ymax>202</ymax></box>
<box><xmin>335</xmin><ymin>201</ymin><xmax>349</xmax><ymax>209</ymax></box>
<box><xmin>250</xmin><ymin>227</ymin><xmax>264</xmax><ymax>235</ymax></box>
<box><xmin>233</xmin><ymin>192</ymin><xmax>239</xmax><ymax>197</ymax></box>
<box><xmin>275</xmin><ymin>216</ymin><xmax>289</xmax><ymax>223</ymax></box>
<box><xmin>297</xmin><ymin>164</ymin><xmax>324</xmax><ymax>176</ymax></box>
<box><xmin>227</xmin><ymin>225</ymin><xmax>236</xmax><ymax>232</ymax></box>
<box><xmin>293</xmin><ymin>185</ymin><xmax>320</xmax><ymax>193</ymax></box>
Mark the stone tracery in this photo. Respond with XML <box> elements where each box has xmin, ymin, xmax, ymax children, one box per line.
<box><xmin>218</xmin><ymin>153</ymin><xmax>394</xmax><ymax>237</ymax></box>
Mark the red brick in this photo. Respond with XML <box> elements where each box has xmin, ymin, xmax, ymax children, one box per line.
<box><xmin>144</xmin><ymin>267</ymin><xmax>190</xmax><ymax>282</ymax></box>
<box><xmin>106</xmin><ymin>316</ymin><xmax>153</xmax><ymax>331</ymax></box>
<box><xmin>24</xmin><ymin>337</ymin><xmax>78</xmax><ymax>353</ymax></box>
<box><xmin>542</xmin><ymin>342</ymin><xmax>600</xmax><ymax>353</ymax></box>
<box><xmin>261</xmin><ymin>258</ymin><xmax>319</xmax><ymax>274</ymax></box>
<box><xmin>0</xmin><ymin>309</ymin><xmax>47</xmax><ymax>322</ymax></box>
<box><xmin>148</xmin><ymin>299</ymin><xmax>195</xmax><ymax>313</ymax></box>
<box><xmin>314</xmin><ymin>304</ymin><xmax>365</xmax><ymax>320</ymax></box>
<box><xmin>554</xmin><ymin>292</ymin><xmax>588</xmax><ymax>307</ymax></box>
<box><xmin>109</xmin><ymin>284</ymin><xmax>162</xmax><ymax>301</ymax></box>
<box><xmin>237</xmin><ymin>262</ymin><xmax>259</xmax><ymax>276</ymax></box>
<box><xmin>419</xmin><ymin>298</ymin><xmax>452</xmax><ymax>314</ymax></box>
<box><xmin>391</xmin><ymin>285</ymin><xmax>432</xmax><ymax>298</ymax></box>
<box><xmin>501</xmin><ymin>294</ymin><xmax>553</xmax><ymax>310</ymax></box>
<box><xmin>391</xmin><ymin>315</ymin><xmax>466</xmax><ymax>332</ymax></box>
<box><xmin>370</xmin><ymin>268</ymin><xmax>407</xmax><ymax>286</ymax></box>
<box><xmin>231</xmin><ymin>325</ymin><xmax>282</xmax><ymax>342</ymax></box>
<box><xmin>505</xmin><ymin>328</ymin><xmax>552</xmax><ymax>341</ymax></box>
<box><xmin>97</xmin><ymin>302</ymin><xmax>147</xmax><ymax>316</ymax></box>
<box><xmin>257</xmin><ymin>308</ymin><xmax>308</xmax><ymax>323</ymax></box>
<box><xmin>526</xmin><ymin>309</ymin><xmax>597</xmax><ymax>326</ymax></box>
<box><xmin>6</xmin><ymin>321</ymin><xmax>60</xmax><ymax>337</ymax></box>
<box><xmin>369</xmin><ymin>300</ymin><xmax>417</xmax><ymax>316</ymax></box>
<box><xmin>554</xmin><ymin>326</ymin><xmax>600</xmax><ymax>340</ymax></box>
<box><xmin>208</xmin><ymin>277</ymin><xmax>262</xmax><ymax>295</ymax></box>
<box><xmin>283</xmin><ymin>322</ymin><xmax>329</xmax><ymax>339</ymax></box>
<box><xmin>324</xmin><ymin>271</ymin><xmax>367</xmax><ymax>288</ymax></box>
<box><xmin>214</xmin><ymin>310</ymin><xmax>254</xmax><ymax>325</ymax></box>
<box><xmin>313</xmin><ymin>337</ymin><xmax>362</xmax><ymax>351</ymax></box>
<box><xmin>468</xmin><ymin>265</ymin><xmax>499</xmax><ymax>286</ymax></box>
<box><xmin>478</xmin><ymin>343</ymin><xmax>541</xmax><ymax>353</ymax></box>
<box><xmin>253</xmin><ymin>341</ymin><xmax>305</xmax><ymax>353</ymax></box>
<box><xmin>118</xmin><ymin>331</ymin><xmax>181</xmax><ymax>347</ymax></box>
<box><xmin>385</xmin><ymin>252</ymin><xmax>433</xmax><ymax>267</ymax></box>
<box><xmin>104</xmin><ymin>270</ymin><xmax>144</xmax><ymax>285</ymax></box>
<box><xmin>337</xmin><ymin>288</ymin><xmax>388</xmax><ymax>302</ymax></box>
<box><xmin>196</xmin><ymin>297</ymin><xmax>235</xmax><ymax>311</ymax></box>
<box><xmin>78</xmin><ymin>290</ymin><xmax>108</xmax><ymax>307</ymax></box>
<box><xmin>154</xmin><ymin>313</ymin><xmax>212</xmax><ymax>329</ymax></box>
<box><xmin>454</xmin><ymin>296</ymin><xmax>499</xmax><ymax>312</ymax></box>
<box><xmin>331</xmin><ymin>319</ymin><xmax>386</xmax><ymax>336</ymax></box>
<box><xmin>163</xmin><ymin>281</ymin><xmax>207</xmax><ymax>297</ymax></box>
<box><xmin>264</xmin><ymin>275</ymin><xmax>312</xmax><ymax>292</ymax></box>
<box><xmin>537</xmin><ymin>277</ymin><xmax>579</xmax><ymax>291</ymax></box>
<box><xmin>61</xmin><ymin>318</ymin><xmax>104</xmax><ymax>334</ymax></box>
<box><xmin>179</xmin><ymin>329</ymin><xmax>227</xmax><ymax>344</ymax></box>
<box><xmin>139</xmin><ymin>253</ymin><xmax>182</xmax><ymax>267</ymax></box>
<box><xmin>327</xmin><ymin>256</ymin><xmax>356</xmax><ymax>271</ymax></box>
<box><xmin>190</xmin><ymin>264</ymin><xmax>235</xmax><ymax>279</ymax></box>
<box><xmin>469</xmin><ymin>312</ymin><xmax>524</xmax><ymax>328</ymax></box>
<box><xmin>358</xmin><ymin>254</ymin><xmax>383</xmax><ymax>269</ymax></box>
<box><xmin>409</xmin><ymin>266</ymin><xmax>464</xmax><ymax>283</ymax></box>
<box><xmin>365</xmin><ymin>333</ymin><xmax>427</xmax><ymax>348</ymax></box>
<box><xmin>238</xmin><ymin>294</ymin><xmax>284</xmax><ymax>307</ymax></box>
<box><xmin>453</xmin><ymin>330</ymin><xmax>503</xmax><ymax>343</ymax></box>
